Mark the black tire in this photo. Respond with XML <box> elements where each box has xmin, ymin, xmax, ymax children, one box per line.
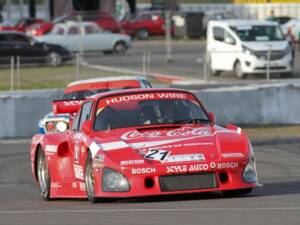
<box><xmin>85</xmin><ymin>151</ymin><xmax>98</xmax><ymax>203</ymax></box>
<box><xmin>46</xmin><ymin>51</ymin><xmax>62</xmax><ymax>66</ymax></box>
<box><xmin>234</xmin><ymin>61</ymin><xmax>247</xmax><ymax>79</ymax></box>
<box><xmin>136</xmin><ymin>29</ymin><xmax>149</xmax><ymax>40</ymax></box>
<box><xmin>222</xmin><ymin>188</ymin><xmax>253</xmax><ymax>197</ymax></box>
<box><xmin>113</xmin><ymin>41</ymin><xmax>127</xmax><ymax>55</ymax></box>
<box><xmin>36</xmin><ymin>148</ymin><xmax>51</xmax><ymax>201</ymax></box>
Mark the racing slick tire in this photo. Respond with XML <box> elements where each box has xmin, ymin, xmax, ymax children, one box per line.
<box><xmin>36</xmin><ymin>148</ymin><xmax>51</xmax><ymax>201</ymax></box>
<box><xmin>113</xmin><ymin>41</ymin><xmax>127</xmax><ymax>55</ymax></box>
<box><xmin>46</xmin><ymin>51</ymin><xmax>62</xmax><ymax>67</ymax></box>
<box><xmin>85</xmin><ymin>151</ymin><xmax>98</xmax><ymax>203</ymax></box>
<box><xmin>234</xmin><ymin>61</ymin><xmax>247</xmax><ymax>79</ymax></box>
<box><xmin>222</xmin><ymin>188</ymin><xmax>253</xmax><ymax>196</ymax></box>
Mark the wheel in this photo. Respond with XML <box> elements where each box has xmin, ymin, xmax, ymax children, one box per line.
<box><xmin>36</xmin><ymin>148</ymin><xmax>51</xmax><ymax>201</ymax></box>
<box><xmin>222</xmin><ymin>188</ymin><xmax>253</xmax><ymax>197</ymax></box>
<box><xmin>46</xmin><ymin>51</ymin><xmax>62</xmax><ymax>66</ymax></box>
<box><xmin>113</xmin><ymin>42</ymin><xmax>127</xmax><ymax>55</ymax></box>
<box><xmin>234</xmin><ymin>61</ymin><xmax>247</xmax><ymax>79</ymax></box>
<box><xmin>85</xmin><ymin>151</ymin><xmax>98</xmax><ymax>203</ymax></box>
<box><xmin>136</xmin><ymin>29</ymin><xmax>149</xmax><ymax>40</ymax></box>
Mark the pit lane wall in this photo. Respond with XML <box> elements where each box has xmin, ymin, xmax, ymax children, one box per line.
<box><xmin>0</xmin><ymin>83</ymin><xmax>299</xmax><ymax>138</ymax></box>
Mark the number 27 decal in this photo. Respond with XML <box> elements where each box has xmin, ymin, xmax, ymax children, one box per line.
<box><xmin>145</xmin><ymin>149</ymin><xmax>170</xmax><ymax>162</ymax></box>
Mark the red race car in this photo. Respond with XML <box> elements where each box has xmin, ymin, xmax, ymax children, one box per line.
<box><xmin>26</xmin><ymin>12</ymin><xmax>121</xmax><ymax>37</ymax></box>
<box><xmin>0</xmin><ymin>18</ymin><xmax>45</xmax><ymax>32</ymax></box>
<box><xmin>31</xmin><ymin>88</ymin><xmax>259</xmax><ymax>202</ymax></box>
<box><xmin>121</xmin><ymin>11</ymin><xmax>166</xmax><ymax>39</ymax></box>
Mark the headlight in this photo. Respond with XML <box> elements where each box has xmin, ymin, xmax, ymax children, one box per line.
<box><xmin>242</xmin><ymin>45</ymin><xmax>255</xmax><ymax>55</ymax></box>
<box><xmin>45</xmin><ymin>120</ymin><xmax>69</xmax><ymax>133</ymax></box>
<box><xmin>102</xmin><ymin>168</ymin><xmax>130</xmax><ymax>192</ymax></box>
<box><xmin>56</xmin><ymin>121</ymin><xmax>68</xmax><ymax>132</ymax></box>
<box><xmin>243</xmin><ymin>141</ymin><xmax>258</xmax><ymax>183</ymax></box>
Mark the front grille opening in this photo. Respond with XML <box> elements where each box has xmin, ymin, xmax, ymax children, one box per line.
<box><xmin>145</xmin><ymin>177</ymin><xmax>154</xmax><ymax>188</ymax></box>
<box><xmin>219</xmin><ymin>172</ymin><xmax>228</xmax><ymax>183</ymax></box>
<box><xmin>159</xmin><ymin>173</ymin><xmax>216</xmax><ymax>192</ymax></box>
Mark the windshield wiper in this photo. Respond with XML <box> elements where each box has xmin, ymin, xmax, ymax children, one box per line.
<box><xmin>173</xmin><ymin>118</ymin><xmax>211</xmax><ymax>124</ymax></box>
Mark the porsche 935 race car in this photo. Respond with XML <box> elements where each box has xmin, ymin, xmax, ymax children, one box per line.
<box><xmin>31</xmin><ymin>88</ymin><xmax>259</xmax><ymax>202</ymax></box>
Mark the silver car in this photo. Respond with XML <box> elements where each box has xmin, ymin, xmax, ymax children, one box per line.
<box><xmin>36</xmin><ymin>21</ymin><xmax>132</xmax><ymax>54</ymax></box>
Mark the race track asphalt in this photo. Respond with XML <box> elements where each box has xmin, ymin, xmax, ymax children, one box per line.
<box><xmin>0</xmin><ymin>139</ymin><xmax>299</xmax><ymax>225</ymax></box>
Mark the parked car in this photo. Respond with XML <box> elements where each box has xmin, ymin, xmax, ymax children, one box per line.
<box><xmin>36</xmin><ymin>21</ymin><xmax>131</xmax><ymax>54</ymax></box>
<box><xmin>0</xmin><ymin>18</ymin><xmax>46</xmax><ymax>32</ymax></box>
<box><xmin>206</xmin><ymin>20</ymin><xmax>293</xmax><ymax>78</ymax></box>
<box><xmin>120</xmin><ymin>11</ymin><xmax>165</xmax><ymax>39</ymax></box>
<box><xmin>31</xmin><ymin>88</ymin><xmax>259</xmax><ymax>202</ymax></box>
<box><xmin>0</xmin><ymin>31</ymin><xmax>71</xmax><ymax>66</ymax></box>
<box><xmin>26</xmin><ymin>11</ymin><xmax>121</xmax><ymax>37</ymax></box>
<box><xmin>38</xmin><ymin>76</ymin><xmax>153</xmax><ymax>134</ymax></box>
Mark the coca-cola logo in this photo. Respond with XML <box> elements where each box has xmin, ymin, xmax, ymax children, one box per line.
<box><xmin>121</xmin><ymin>128</ymin><xmax>211</xmax><ymax>140</ymax></box>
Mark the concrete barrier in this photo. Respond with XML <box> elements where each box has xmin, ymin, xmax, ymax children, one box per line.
<box><xmin>195</xmin><ymin>83</ymin><xmax>300</xmax><ymax>125</ymax></box>
<box><xmin>0</xmin><ymin>89</ymin><xmax>63</xmax><ymax>138</ymax></box>
<box><xmin>0</xmin><ymin>83</ymin><xmax>299</xmax><ymax>138</ymax></box>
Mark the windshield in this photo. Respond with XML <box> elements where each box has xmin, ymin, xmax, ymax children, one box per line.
<box><xmin>230</xmin><ymin>25</ymin><xmax>284</xmax><ymax>41</ymax></box>
<box><xmin>94</xmin><ymin>92</ymin><xmax>209</xmax><ymax>131</ymax></box>
<box><xmin>0</xmin><ymin>18</ymin><xmax>20</xmax><ymax>27</ymax></box>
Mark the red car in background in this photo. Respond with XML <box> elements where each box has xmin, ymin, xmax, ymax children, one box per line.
<box><xmin>26</xmin><ymin>11</ymin><xmax>121</xmax><ymax>37</ymax></box>
<box><xmin>121</xmin><ymin>11</ymin><xmax>166</xmax><ymax>39</ymax></box>
<box><xmin>0</xmin><ymin>18</ymin><xmax>45</xmax><ymax>32</ymax></box>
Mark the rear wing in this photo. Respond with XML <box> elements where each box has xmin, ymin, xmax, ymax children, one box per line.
<box><xmin>52</xmin><ymin>100</ymin><xmax>83</xmax><ymax>115</ymax></box>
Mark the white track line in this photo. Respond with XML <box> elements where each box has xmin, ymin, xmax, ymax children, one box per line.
<box><xmin>0</xmin><ymin>207</ymin><xmax>299</xmax><ymax>214</ymax></box>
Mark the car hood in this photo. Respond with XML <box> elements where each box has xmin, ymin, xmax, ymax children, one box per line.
<box><xmin>93</xmin><ymin>125</ymin><xmax>250</xmax><ymax>167</ymax></box>
<box><xmin>243</xmin><ymin>41</ymin><xmax>288</xmax><ymax>51</ymax></box>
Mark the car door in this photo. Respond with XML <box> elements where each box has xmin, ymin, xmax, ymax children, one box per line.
<box><xmin>65</xmin><ymin>25</ymin><xmax>81</xmax><ymax>52</ymax></box>
<box><xmin>210</xmin><ymin>26</ymin><xmax>237</xmax><ymax>71</ymax></box>
<box><xmin>82</xmin><ymin>24</ymin><xmax>111</xmax><ymax>51</ymax></box>
<box><xmin>0</xmin><ymin>33</ymin><xmax>14</xmax><ymax>57</ymax></box>
<box><xmin>11</xmin><ymin>33</ymin><xmax>44</xmax><ymax>57</ymax></box>
<box><xmin>68</xmin><ymin>101</ymin><xmax>93</xmax><ymax>169</ymax></box>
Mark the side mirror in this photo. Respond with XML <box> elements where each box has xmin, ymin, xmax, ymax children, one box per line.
<box><xmin>208</xmin><ymin>112</ymin><xmax>215</xmax><ymax>124</ymax></box>
<box><xmin>225</xmin><ymin>37</ymin><xmax>235</xmax><ymax>45</ymax></box>
<box><xmin>81</xmin><ymin>120</ymin><xmax>92</xmax><ymax>134</ymax></box>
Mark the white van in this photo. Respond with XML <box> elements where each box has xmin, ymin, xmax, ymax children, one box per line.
<box><xmin>206</xmin><ymin>20</ymin><xmax>293</xmax><ymax>78</ymax></box>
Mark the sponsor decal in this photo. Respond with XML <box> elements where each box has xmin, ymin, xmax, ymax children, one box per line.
<box><xmin>51</xmin><ymin>182</ymin><xmax>62</xmax><ymax>188</ymax></box>
<box><xmin>222</xmin><ymin>153</ymin><xmax>244</xmax><ymax>158</ymax></box>
<box><xmin>45</xmin><ymin>145</ymin><xmax>57</xmax><ymax>153</ymax></box>
<box><xmin>164</xmin><ymin>153</ymin><xmax>205</xmax><ymax>163</ymax></box>
<box><xmin>63</xmin><ymin>100</ymin><xmax>82</xmax><ymax>106</ymax></box>
<box><xmin>145</xmin><ymin>149</ymin><xmax>170</xmax><ymax>162</ymax></box>
<box><xmin>72</xmin><ymin>182</ymin><xmax>77</xmax><ymax>188</ymax></box>
<box><xmin>131</xmin><ymin>167</ymin><xmax>156</xmax><ymax>175</ymax></box>
<box><xmin>105</xmin><ymin>92</ymin><xmax>187</xmax><ymax>105</ymax></box>
<box><xmin>94</xmin><ymin>154</ymin><xmax>105</xmax><ymax>168</ymax></box>
<box><xmin>74</xmin><ymin>144</ymin><xmax>80</xmax><ymax>163</ymax></box>
<box><xmin>120</xmin><ymin>159</ymin><xmax>144</xmax><ymax>166</ymax></box>
<box><xmin>74</xmin><ymin>165</ymin><xmax>84</xmax><ymax>180</ymax></box>
<box><xmin>80</xmin><ymin>182</ymin><xmax>86</xmax><ymax>191</ymax></box>
<box><xmin>166</xmin><ymin>162</ymin><xmax>239</xmax><ymax>173</ymax></box>
<box><xmin>121</xmin><ymin>127</ymin><xmax>211</xmax><ymax>140</ymax></box>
